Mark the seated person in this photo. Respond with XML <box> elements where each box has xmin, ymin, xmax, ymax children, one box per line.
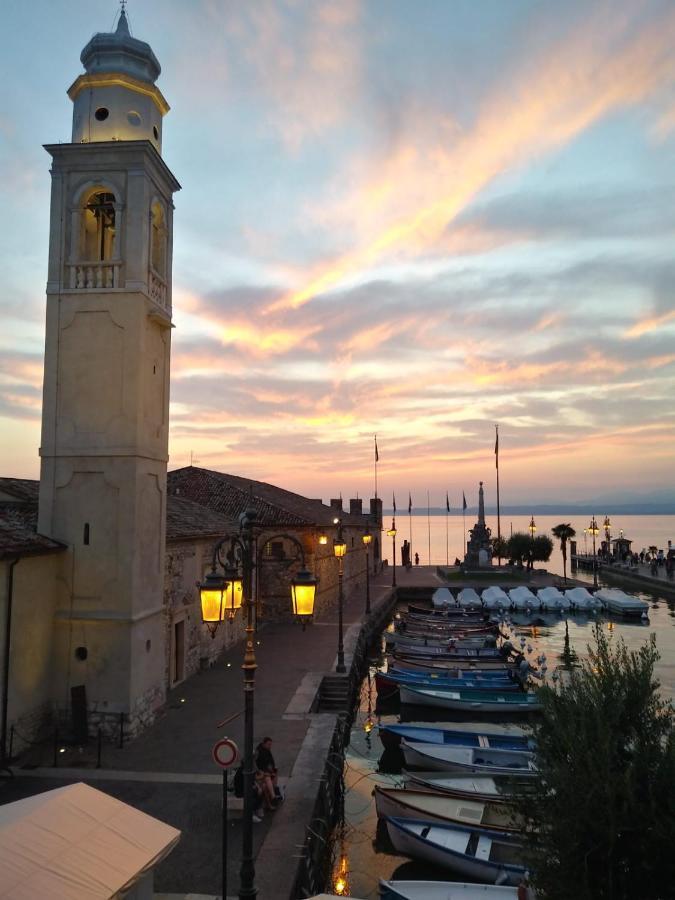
<box><xmin>255</xmin><ymin>736</ymin><xmax>283</xmax><ymax>806</ymax></box>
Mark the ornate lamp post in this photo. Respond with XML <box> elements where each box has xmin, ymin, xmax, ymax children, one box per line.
<box><xmin>198</xmin><ymin>509</ymin><xmax>317</xmax><ymax>900</ymax></box>
<box><xmin>362</xmin><ymin>529</ymin><xmax>372</xmax><ymax>615</ymax></box>
<box><xmin>583</xmin><ymin>527</ymin><xmax>588</xmax><ymax>555</ymax></box>
<box><xmin>333</xmin><ymin>520</ymin><xmax>347</xmax><ymax>673</ymax></box>
<box><xmin>387</xmin><ymin>519</ymin><xmax>397</xmax><ymax>588</ymax></box>
<box><xmin>603</xmin><ymin>515</ymin><xmax>612</xmax><ymax>561</ymax></box>
<box><xmin>589</xmin><ymin>515</ymin><xmax>599</xmax><ymax>588</ymax></box>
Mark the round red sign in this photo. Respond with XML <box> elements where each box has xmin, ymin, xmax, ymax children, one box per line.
<box><xmin>212</xmin><ymin>737</ymin><xmax>239</xmax><ymax>769</ymax></box>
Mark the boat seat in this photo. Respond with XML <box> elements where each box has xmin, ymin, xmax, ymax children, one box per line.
<box><xmin>475</xmin><ymin>834</ymin><xmax>492</xmax><ymax>861</ymax></box>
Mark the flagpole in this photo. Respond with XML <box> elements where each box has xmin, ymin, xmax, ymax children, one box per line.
<box><xmin>445</xmin><ymin>498</ymin><xmax>449</xmax><ymax>566</ymax></box>
<box><xmin>408</xmin><ymin>492</ymin><xmax>413</xmax><ymax>566</ymax></box>
<box><xmin>495</xmin><ymin>424</ymin><xmax>502</xmax><ymax>565</ymax></box>
<box><xmin>427</xmin><ymin>490</ymin><xmax>431</xmax><ymax>566</ymax></box>
<box><xmin>462</xmin><ymin>491</ymin><xmax>467</xmax><ymax>561</ymax></box>
<box><xmin>374</xmin><ymin>434</ymin><xmax>378</xmax><ymax>500</ymax></box>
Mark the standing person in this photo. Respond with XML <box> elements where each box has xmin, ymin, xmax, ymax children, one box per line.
<box><xmin>255</xmin><ymin>736</ymin><xmax>283</xmax><ymax>806</ymax></box>
<box><xmin>414</xmin><ymin>552</ymin><xmax>419</xmax><ymax>565</ymax></box>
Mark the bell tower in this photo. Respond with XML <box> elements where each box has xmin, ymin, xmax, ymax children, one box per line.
<box><xmin>38</xmin><ymin>9</ymin><xmax>180</xmax><ymax>735</ymax></box>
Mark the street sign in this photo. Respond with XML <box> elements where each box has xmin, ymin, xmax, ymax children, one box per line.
<box><xmin>212</xmin><ymin>737</ymin><xmax>239</xmax><ymax>769</ymax></box>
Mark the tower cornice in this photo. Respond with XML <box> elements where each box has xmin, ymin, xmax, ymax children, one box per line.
<box><xmin>44</xmin><ymin>140</ymin><xmax>181</xmax><ymax>194</ymax></box>
<box><xmin>68</xmin><ymin>72</ymin><xmax>170</xmax><ymax>116</ymax></box>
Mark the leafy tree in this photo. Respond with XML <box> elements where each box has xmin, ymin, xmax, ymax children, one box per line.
<box><xmin>531</xmin><ymin>534</ymin><xmax>553</xmax><ymax>567</ymax></box>
<box><xmin>507</xmin><ymin>532</ymin><xmax>532</xmax><ymax>568</ymax></box>
<box><xmin>552</xmin><ymin>522</ymin><xmax>576</xmax><ymax>583</ymax></box>
<box><xmin>491</xmin><ymin>535</ymin><xmax>508</xmax><ymax>561</ymax></box>
<box><xmin>517</xmin><ymin>627</ymin><xmax>675</xmax><ymax>900</ymax></box>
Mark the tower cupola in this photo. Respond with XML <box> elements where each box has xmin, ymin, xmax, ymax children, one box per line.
<box><xmin>68</xmin><ymin>9</ymin><xmax>169</xmax><ymax>152</ymax></box>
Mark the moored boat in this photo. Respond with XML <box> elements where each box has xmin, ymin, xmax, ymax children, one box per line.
<box><xmin>404</xmin><ymin>770</ymin><xmax>536</xmax><ymax>802</ymax></box>
<box><xmin>458</xmin><ymin>588</ymin><xmax>482</xmax><ymax>610</ymax></box>
<box><xmin>399</xmin><ymin>685</ymin><xmax>541</xmax><ymax>712</ymax></box>
<box><xmin>394</xmin><ymin>646</ymin><xmax>504</xmax><ymax>660</ymax></box>
<box><xmin>378</xmin><ymin>723</ymin><xmax>533</xmax><ymax>751</ymax></box>
<box><xmin>508</xmin><ymin>587</ymin><xmax>540</xmax><ymax>611</ymax></box>
<box><xmin>400</xmin><ymin>741</ymin><xmax>537</xmax><ymax>775</ymax></box>
<box><xmin>564</xmin><ymin>587</ymin><xmax>602</xmax><ymax>611</ymax></box>
<box><xmin>379</xmin><ymin>880</ymin><xmax>518</xmax><ymax>900</ymax></box>
<box><xmin>595</xmin><ymin>587</ymin><xmax>649</xmax><ymax>617</ymax></box>
<box><xmin>385</xmin><ymin>817</ymin><xmax>529</xmax><ymax>885</ymax></box>
<box><xmin>481</xmin><ymin>587</ymin><xmax>510</xmax><ymax>610</ymax></box>
<box><xmin>375</xmin><ymin>671</ymin><xmax>519</xmax><ymax>699</ymax></box>
<box><xmin>432</xmin><ymin>587</ymin><xmax>456</xmax><ymax>608</ymax></box>
<box><xmin>374</xmin><ymin>786</ymin><xmax>521</xmax><ymax>831</ymax></box>
<box><xmin>393</xmin><ymin>657</ymin><xmax>516</xmax><ymax>673</ymax></box>
<box><xmin>537</xmin><ymin>586</ymin><xmax>569</xmax><ymax>611</ymax></box>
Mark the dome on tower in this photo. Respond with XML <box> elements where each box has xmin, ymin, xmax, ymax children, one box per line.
<box><xmin>80</xmin><ymin>10</ymin><xmax>161</xmax><ymax>84</ymax></box>
<box><xmin>68</xmin><ymin>9</ymin><xmax>169</xmax><ymax>151</ymax></box>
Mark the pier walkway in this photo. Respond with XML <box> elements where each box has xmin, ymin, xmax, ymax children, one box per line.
<box><xmin>0</xmin><ymin>565</ymin><xmax>437</xmax><ymax>899</ymax></box>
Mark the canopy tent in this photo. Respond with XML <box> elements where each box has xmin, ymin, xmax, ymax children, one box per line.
<box><xmin>0</xmin><ymin>782</ymin><xmax>180</xmax><ymax>899</ymax></box>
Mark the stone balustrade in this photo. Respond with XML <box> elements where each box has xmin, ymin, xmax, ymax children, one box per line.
<box><xmin>68</xmin><ymin>261</ymin><xmax>121</xmax><ymax>289</ymax></box>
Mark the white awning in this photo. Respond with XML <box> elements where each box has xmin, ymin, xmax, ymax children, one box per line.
<box><xmin>0</xmin><ymin>782</ymin><xmax>180</xmax><ymax>899</ymax></box>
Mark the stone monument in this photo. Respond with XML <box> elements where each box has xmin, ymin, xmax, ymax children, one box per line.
<box><xmin>464</xmin><ymin>482</ymin><xmax>493</xmax><ymax>568</ymax></box>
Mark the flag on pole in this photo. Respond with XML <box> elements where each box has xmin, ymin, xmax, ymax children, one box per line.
<box><xmin>393</xmin><ymin>492</ymin><xmax>397</xmax><ymax>513</ymax></box>
<box><xmin>408</xmin><ymin>492</ymin><xmax>412</xmax><ymax>514</ymax></box>
<box><xmin>446</xmin><ymin>492</ymin><xmax>450</xmax><ymax>512</ymax></box>
<box><xmin>375</xmin><ymin>435</ymin><xmax>379</xmax><ymax>462</ymax></box>
<box><xmin>495</xmin><ymin>426</ymin><xmax>499</xmax><ymax>468</ymax></box>
<box><xmin>462</xmin><ymin>492</ymin><xmax>467</xmax><ymax>511</ymax></box>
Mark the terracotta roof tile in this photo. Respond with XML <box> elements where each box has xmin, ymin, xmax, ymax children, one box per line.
<box><xmin>167</xmin><ymin>467</ymin><xmax>366</xmax><ymax>528</ymax></box>
<box><xmin>0</xmin><ymin>478</ymin><xmax>40</xmax><ymax>503</ymax></box>
<box><xmin>166</xmin><ymin>495</ymin><xmax>237</xmax><ymax>542</ymax></box>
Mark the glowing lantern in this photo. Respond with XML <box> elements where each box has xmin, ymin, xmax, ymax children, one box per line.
<box><xmin>290</xmin><ymin>568</ymin><xmax>317</xmax><ymax>625</ymax></box>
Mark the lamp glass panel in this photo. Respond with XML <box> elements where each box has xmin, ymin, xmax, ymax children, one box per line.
<box><xmin>292</xmin><ymin>582</ymin><xmax>316</xmax><ymax>617</ymax></box>
<box><xmin>225</xmin><ymin>578</ymin><xmax>244</xmax><ymax>615</ymax></box>
<box><xmin>200</xmin><ymin>588</ymin><xmax>223</xmax><ymax>623</ymax></box>
<box><xmin>362</xmin><ymin>533</ymin><xmax>372</xmax><ymax>546</ymax></box>
<box><xmin>334</xmin><ymin>541</ymin><xmax>347</xmax><ymax>558</ymax></box>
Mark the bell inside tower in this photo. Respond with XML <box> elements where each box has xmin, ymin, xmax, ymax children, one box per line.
<box><xmin>83</xmin><ymin>191</ymin><xmax>116</xmax><ymax>261</ymax></box>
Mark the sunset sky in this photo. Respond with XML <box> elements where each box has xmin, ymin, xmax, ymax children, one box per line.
<box><xmin>1</xmin><ymin>0</ymin><xmax>674</xmax><ymax>506</ymax></box>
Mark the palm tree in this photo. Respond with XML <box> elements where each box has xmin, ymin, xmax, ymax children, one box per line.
<box><xmin>552</xmin><ymin>523</ymin><xmax>576</xmax><ymax>583</ymax></box>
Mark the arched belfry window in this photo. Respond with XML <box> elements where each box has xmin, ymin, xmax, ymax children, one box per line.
<box><xmin>83</xmin><ymin>191</ymin><xmax>116</xmax><ymax>261</ymax></box>
<box><xmin>150</xmin><ymin>202</ymin><xmax>167</xmax><ymax>278</ymax></box>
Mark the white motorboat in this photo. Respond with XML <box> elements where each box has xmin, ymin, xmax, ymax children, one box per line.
<box><xmin>379</xmin><ymin>880</ymin><xmax>519</xmax><ymax>899</ymax></box>
<box><xmin>564</xmin><ymin>587</ymin><xmax>602</xmax><ymax>611</ymax></box>
<box><xmin>508</xmin><ymin>587</ymin><xmax>540</xmax><ymax>611</ymax></box>
<box><xmin>595</xmin><ymin>588</ymin><xmax>649</xmax><ymax>617</ymax></box>
<box><xmin>537</xmin><ymin>586</ymin><xmax>570</xmax><ymax>611</ymax></box>
<box><xmin>482</xmin><ymin>587</ymin><xmax>510</xmax><ymax>610</ymax></box>
<box><xmin>400</xmin><ymin>741</ymin><xmax>537</xmax><ymax>775</ymax></box>
<box><xmin>385</xmin><ymin>817</ymin><xmax>528</xmax><ymax>885</ymax></box>
<box><xmin>458</xmin><ymin>588</ymin><xmax>482</xmax><ymax>610</ymax></box>
<box><xmin>432</xmin><ymin>587</ymin><xmax>456</xmax><ymax>608</ymax></box>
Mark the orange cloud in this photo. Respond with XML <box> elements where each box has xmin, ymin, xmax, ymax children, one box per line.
<box><xmin>623</xmin><ymin>308</ymin><xmax>675</xmax><ymax>338</ymax></box>
<box><xmin>266</xmin><ymin>6</ymin><xmax>675</xmax><ymax>313</ymax></box>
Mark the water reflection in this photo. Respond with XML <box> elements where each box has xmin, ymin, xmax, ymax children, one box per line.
<box><xmin>341</xmin><ymin>585</ymin><xmax>675</xmax><ymax>898</ymax></box>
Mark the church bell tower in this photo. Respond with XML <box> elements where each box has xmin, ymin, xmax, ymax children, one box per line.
<box><xmin>38</xmin><ymin>9</ymin><xmax>180</xmax><ymax>734</ymax></box>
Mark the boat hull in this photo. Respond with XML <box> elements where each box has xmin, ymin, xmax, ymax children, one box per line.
<box><xmin>379</xmin><ymin>880</ymin><xmax>518</xmax><ymax>900</ymax></box>
<box><xmin>400</xmin><ymin>741</ymin><xmax>537</xmax><ymax>775</ymax></box>
<box><xmin>400</xmin><ymin>685</ymin><xmax>540</xmax><ymax>713</ymax></box>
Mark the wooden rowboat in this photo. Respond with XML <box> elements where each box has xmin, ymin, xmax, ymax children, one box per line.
<box><xmin>400</xmin><ymin>741</ymin><xmax>537</xmax><ymax>775</ymax></box>
<box><xmin>399</xmin><ymin>685</ymin><xmax>540</xmax><ymax>712</ymax></box>
<box><xmin>378</xmin><ymin>724</ymin><xmax>532</xmax><ymax>751</ymax></box>
<box><xmin>374</xmin><ymin>785</ymin><xmax>521</xmax><ymax>831</ymax></box>
<box><xmin>379</xmin><ymin>880</ymin><xmax>518</xmax><ymax>900</ymax></box>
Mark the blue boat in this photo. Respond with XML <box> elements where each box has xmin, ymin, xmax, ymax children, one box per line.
<box><xmin>378</xmin><ymin>724</ymin><xmax>534</xmax><ymax>752</ymax></box>
<box><xmin>375</xmin><ymin>670</ymin><xmax>521</xmax><ymax>699</ymax></box>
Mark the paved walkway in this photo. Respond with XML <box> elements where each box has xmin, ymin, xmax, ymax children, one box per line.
<box><xmin>1</xmin><ymin>564</ymin><xmax>430</xmax><ymax>899</ymax></box>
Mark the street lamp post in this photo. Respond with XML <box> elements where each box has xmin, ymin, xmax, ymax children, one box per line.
<box><xmin>387</xmin><ymin>519</ymin><xmax>397</xmax><ymax>588</ymax></box>
<box><xmin>333</xmin><ymin>520</ymin><xmax>347</xmax><ymax>673</ymax></box>
<box><xmin>198</xmin><ymin>510</ymin><xmax>317</xmax><ymax>900</ymax></box>
<box><xmin>528</xmin><ymin>515</ymin><xmax>536</xmax><ymax>571</ymax></box>
<box><xmin>362</xmin><ymin>529</ymin><xmax>372</xmax><ymax>615</ymax></box>
<box><xmin>603</xmin><ymin>515</ymin><xmax>612</xmax><ymax>562</ymax></box>
<box><xmin>589</xmin><ymin>515</ymin><xmax>599</xmax><ymax>588</ymax></box>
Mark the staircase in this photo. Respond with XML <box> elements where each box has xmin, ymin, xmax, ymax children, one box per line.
<box><xmin>317</xmin><ymin>675</ymin><xmax>350</xmax><ymax>712</ymax></box>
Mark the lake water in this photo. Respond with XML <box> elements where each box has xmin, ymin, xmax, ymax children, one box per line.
<box><xmin>399</xmin><ymin>513</ymin><xmax>674</xmax><ymax>572</ymax></box>
<box><xmin>335</xmin><ymin>513</ymin><xmax>675</xmax><ymax>899</ymax></box>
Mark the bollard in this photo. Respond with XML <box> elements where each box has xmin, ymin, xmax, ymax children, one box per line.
<box><xmin>96</xmin><ymin>727</ymin><xmax>102</xmax><ymax>769</ymax></box>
